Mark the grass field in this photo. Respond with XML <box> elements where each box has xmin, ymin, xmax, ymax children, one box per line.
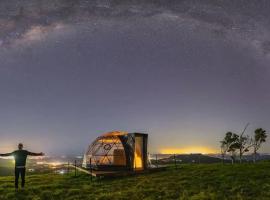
<box><xmin>1</xmin><ymin>163</ymin><xmax>270</xmax><ymax>200</ymax></box>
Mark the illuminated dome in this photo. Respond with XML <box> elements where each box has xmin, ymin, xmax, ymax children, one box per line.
<box><xmin>83</xmin><ymin>131</ymin><xmax>148</xmax><ymax>171</ymax></box>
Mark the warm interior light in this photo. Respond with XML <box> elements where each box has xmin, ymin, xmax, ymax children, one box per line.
<box><xmin>99</xmin><ymin>138</ymin><xmax>121</xmax><ymax>143</ymax></box>
<box><xmin>102</xmin><ymin>131</ymin><xmax>128</xmax><ymax>137</ymax></box>
<box><xmin>134</xmin><ymin>151</ymin><xmax>143</xmax><ymax>169</ymax></box>
<box><xmin>113</xmin><ymin>149</ymin><xmax>126</xmax><ymax>165</ymax></box>
<box><xmin>134</xmin><ymin>136</ymin><xmax>143</xmax><ymax>169</ymax></box>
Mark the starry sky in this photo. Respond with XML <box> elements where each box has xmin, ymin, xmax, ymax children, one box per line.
<box><xmin>0</xmin><ymin>0</ymin><xmax>270</xmax><ymax>155</ymax></box>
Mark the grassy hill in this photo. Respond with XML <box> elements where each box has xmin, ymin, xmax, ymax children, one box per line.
<box><xmin>0</xmin><ymin>159</ymin><xmax>14</xmax><ymax>176</ymax></box>
<box><xmin>1</xmin><ymin>163</ymin><xmax>270</xmax><ymax>200</ymax></box>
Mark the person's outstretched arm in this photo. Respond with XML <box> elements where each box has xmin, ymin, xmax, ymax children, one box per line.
<box><xmin>0</xmin><ymin>153</ymin><xmax>13</xmax><ymax>157</ymax></box>
<box><xmin>27</xmin><ymin>152</ymin><xmax>44</xmax><ymax>156</ymax></box>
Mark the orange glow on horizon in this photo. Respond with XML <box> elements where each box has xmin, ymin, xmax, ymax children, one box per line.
<box><xmin>160</xmin><ymin>146</ymin><xmax>217</xmax><ymax>154</ymax></box>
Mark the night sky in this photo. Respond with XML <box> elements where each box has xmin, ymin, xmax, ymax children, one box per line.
<box><xmin>0</xmin><ymin>0</ymin><xmax>269</xmax><ymax>155</ymax></box>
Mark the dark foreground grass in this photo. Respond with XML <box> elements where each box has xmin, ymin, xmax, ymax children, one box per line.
<box><xmin>1</xmin><ymin>163</ymin><xmax>270</xmax><ymax>200</ymax></box>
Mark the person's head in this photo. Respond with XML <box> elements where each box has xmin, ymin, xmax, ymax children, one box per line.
<box><xmin>18</xmin><ymin>143</ymin><xmax>23</xmax><ymax>150</ymax></box>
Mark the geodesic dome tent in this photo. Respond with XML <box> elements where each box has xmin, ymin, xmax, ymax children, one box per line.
<box><xmin>82</xmin><ymin>131</ymin><xmax>148</xmax><ymax>171</ymax></box>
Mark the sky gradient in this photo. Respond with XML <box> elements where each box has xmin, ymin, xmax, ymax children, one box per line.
<box><xmin>0</xmin><ymin>0</ymin><xmax>270</xmax><ymax>155</ymax></box>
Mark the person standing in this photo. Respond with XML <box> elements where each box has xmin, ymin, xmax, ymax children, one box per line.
<box><xmin>0</xmin><ymin>143</ymin><xmax>44</xmax><ymax>190</ymax></box>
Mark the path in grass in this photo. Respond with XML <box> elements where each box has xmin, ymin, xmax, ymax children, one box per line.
<box><xmin>1</xmin><ymin>163</ymin><xmax>270</xmax><ymax>200</ymax></box>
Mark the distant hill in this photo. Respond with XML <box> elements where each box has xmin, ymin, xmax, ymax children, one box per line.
<box><xmin>150</xmin><ymin>153</ymin><xmax>270</xmax><ymax>165</ymax></box>
<box><xmin>208</xmin><ymin>153</ymin><xmax>270</xmax><ymax>162</ymax></box>
<box><xmin>151</xmin><ymin>154</ymin><xmax>229</xmax><ymax>164</ymax></box>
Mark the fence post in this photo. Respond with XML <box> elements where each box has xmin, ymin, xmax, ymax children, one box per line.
<box><xmin>156</xmin><ymin>154</ymin><xmax>158</xmax><ymax>168</ymax></box>
<box><xmin>174</xmin><ymin>154</ymin><xmax>177</xmax><ymax>169</ymax></box>
<box><xmin>90</xmin><ymin>158</ymin><xmax>93</xmax><ymax>181</ymax></box>
<box><xmin>74</xmin><ymin>160</ymin><xmax>77</xmax><ymax>177</ymax></box>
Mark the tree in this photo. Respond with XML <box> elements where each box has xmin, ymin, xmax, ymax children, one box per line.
<box><xmin>220</xmin><ymin>141</ymin><xmax>227</xmax><ymax>164</ymax></box>
<box><xmin>221</xmin><ymin>132</ymin><xmax>239</xmax><ymax>164</ymax></box>
<box><xmin>235</xmin><ymin>123</ymin><xmax>253</xmax><ymax>163</ymax></box>
<box><xmin>236</xmin><ymin>134</ymin><xmax>252</xmax><ymax>163</ymax></box>
<box><xmin>228</xmin><ymin>138</ymin><xmax>239</xmax><ymax>164</ymax></box>
<box><xmin>237</xmin><ymin>123</ymin><xmax>252</xmax><ymax>163</ymax></box>
<box><xmin>252</xmin><ymin>128</ymin><xmax>267</xmax><ymax>163</ymax></box>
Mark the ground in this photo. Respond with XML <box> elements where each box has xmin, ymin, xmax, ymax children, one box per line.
<box><xmin>1</xmin><ymin>163</ymin><xmax>270</xmax><ymax>200</ymax></box>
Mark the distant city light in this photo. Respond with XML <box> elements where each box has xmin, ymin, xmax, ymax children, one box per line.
<box><xmin>58</xmin><ymin>169</ymin><xmax>66</xmax><ymax>175</ymax></box>
<box><xmin>1</xmin><ymin>156</ymin><xmax>14</xmax><ymax>160</ymax></box>
<box><xmin>49</xmin><ymin>162</ymin><xmax>64</xmax><ymax>167</ymax></box>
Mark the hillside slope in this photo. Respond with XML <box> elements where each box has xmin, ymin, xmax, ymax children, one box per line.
<box><xmin>1</xmin><ymin>163</ymin><xmax>270</xmax><ymax>200</ymax></box>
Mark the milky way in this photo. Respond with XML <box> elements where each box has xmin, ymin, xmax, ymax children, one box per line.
<box><xmin>0</xmin><ymin>1</ymin><xmax>269</xmax><ymax>154</ymax></box>
<box><xmin>1</xmin><ymin>0</ymin><xmax>270</xmax><ymax>57</ymax></box>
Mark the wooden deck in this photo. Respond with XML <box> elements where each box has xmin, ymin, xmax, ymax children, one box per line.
<box><xmin>71</xmin><ymin>165</ymin><xmax>167</xmax><ymax>178</ymax></box>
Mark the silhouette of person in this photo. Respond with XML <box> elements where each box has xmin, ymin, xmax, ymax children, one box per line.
<box><xmin>0</xmin><ymin>143</ymin><xmax>44</xmax><ymax>190</ymax></box>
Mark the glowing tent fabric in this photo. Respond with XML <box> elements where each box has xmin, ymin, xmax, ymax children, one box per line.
<box><xmin>83</xmin><ymin>131</ymin><xmax>148</xmax><ymax>171</ymax></box>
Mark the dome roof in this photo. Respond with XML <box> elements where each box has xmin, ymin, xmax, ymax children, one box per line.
<box><xmin>102</xmin><ymin>131</ymin><xmax>128</xmax><ymax>137</ymax></box>
<box><xmin>83</xmin><ymin>131</ymin><xmax>148</xmax><ymax>171</ymax></box>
